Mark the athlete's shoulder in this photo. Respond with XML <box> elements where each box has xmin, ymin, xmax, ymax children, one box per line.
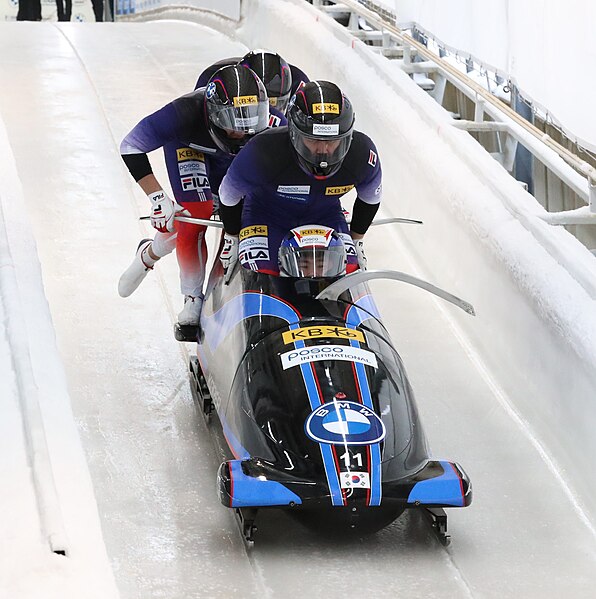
<box><xmin>289</xmin><ymin>65</ymin><xmax>310</xmax><ymax>94</ymax></box>
<box><xmin>233</xmin><ymin>127</ymin><xmax>292</xmax><ymax>181</ymax></box>
<box><xmin>346</xmin><ymin>130</ymin><xmax>380</xmax><ymax>169</ymax></box>
<box><xmin>171</xmin><ymin>89</ymin><xmax>205</xmax><ymax>118</ymax></box>
<box><xmin>268</xmin><ymin>107</ymin><xmax>287</xmax><ymax>128</ymax></box>
<box><xmin>248</xmin><ymin>126</ymin><xmax>290</xmax><ymax>151</ymax></box>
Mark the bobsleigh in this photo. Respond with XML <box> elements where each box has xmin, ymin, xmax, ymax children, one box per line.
<box><xmin>188</xmin><ymin>225</ymin><xmax>474</xmax><ymax>545</ymax></box>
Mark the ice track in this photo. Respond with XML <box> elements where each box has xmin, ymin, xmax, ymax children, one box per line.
<box><xmin>1</xmin><ymin>21</ymin><xmax>596</xmax><ymax>599</ymax></box>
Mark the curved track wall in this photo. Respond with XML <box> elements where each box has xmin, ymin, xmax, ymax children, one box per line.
<box><xmin>127</xmin><ymin>0</ymin><xmax>596</xmax><ymax>521</ymax></box>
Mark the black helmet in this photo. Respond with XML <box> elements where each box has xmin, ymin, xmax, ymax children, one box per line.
<box><xmin>205</xmin><ymin>65</ymin><xmax>269</xmax><ymax>155</ymax></box>
<box><xmin>241</xmin><ymin>51</ymin><xmax>293</xmax><ymax>114</ymax></box>
<box><xmin>288</xmin><ymin>80</ymin><xmax>355</xmax><ymax>178</ymax></box>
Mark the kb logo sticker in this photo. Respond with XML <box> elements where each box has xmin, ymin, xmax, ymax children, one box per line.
<box><xmin>305</xmin><ymin>400</ymin><xmax>386</xmax><ymax>445</ymax></box>
<box><xmin>282</xmin><ymin>326</ymin><xmax>364</xmax><ymax>344</ymax></box>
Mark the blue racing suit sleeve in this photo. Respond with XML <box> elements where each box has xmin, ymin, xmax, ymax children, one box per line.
<box><xmin>120</xmin><ymin>102</ymin><xmax>182</xmax><ymax>155</ymax></box>
<box><xmin>355</xmin><ymin>136</ymin><xmax>382</xmax><ymax>205</ymax></box>
<box><xmin>268</xmin><ymin>107</ymin><xmax>287</xmax><ymax>128</ymax></box>
<box><xmin>219</xmin><ymin>140</ymin><xmax>263</xmax><ymax>234</ymax></box>
<box><xmin>289</xmin><ymin>64</ymin><xmax>310</xmax><ymax>94</ymax></box>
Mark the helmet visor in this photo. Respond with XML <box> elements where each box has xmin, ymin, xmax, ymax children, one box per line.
<box><xmin>209</xmin><ymin>98</ymin><xmax>269</xmax><ymax>134</ymax></box>
<box><xmin>290</xmin><ymin>125</ymin><xmax>353</xmax><ymax>172</ymax></box>
<box><xmin>269</xmin><ymin>91</ymin><xmax>291</xmax><ymax>114</ymax></box>
<box><xmin>279</xmin><ymin>244</ymin><xmax>346</xmax><ymax>278</ymax></box>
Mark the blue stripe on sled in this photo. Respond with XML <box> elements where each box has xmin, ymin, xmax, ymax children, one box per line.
<box><xmin>203</xmin><ymin>292</ymin><xmax>343</xmax><ymax>505</ymax></box>
<box><xmin>229</xmin><ymin>460</ymin><xmax>302</xmax><ymax>508</ymax></box>
<box><xmin>407</xmin><ymin>461</ymin><xmax>465</xmax><ymax>507</ymax></box>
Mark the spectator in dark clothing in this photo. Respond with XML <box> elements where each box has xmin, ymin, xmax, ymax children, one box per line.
<box><xmin>56</xmin><ymin>0</ymin><xmax>72</xmax><ymax>21</ymax></box>
<box><xmin>16</xmin><ymin>0</ymin><xmax>42</xmax><ymax>20</ymax></box>
<box><xmin>91</xmin><ymin>0</ymin><xmax>103</xmax><ymax>21</ymax></box>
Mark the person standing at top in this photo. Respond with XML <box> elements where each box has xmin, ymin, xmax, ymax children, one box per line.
<box><xmin>56</xmin><ymin>0</ymin><xmax>71</xmax><ymax>21</ymax></box>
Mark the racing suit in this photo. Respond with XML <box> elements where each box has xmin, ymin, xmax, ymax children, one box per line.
<box><xmin>219</xmin><ymin>127</ymin><xmax>382</xmax><ymax>275</ymax></box>
<box><xmin>121</xmin><ymin>87</ymin><xmax>287</xmax><ymax>297</ymax></box>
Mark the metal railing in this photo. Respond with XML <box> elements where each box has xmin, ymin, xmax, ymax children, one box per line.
<box><xmin>311</xmin><ymin>0</ymin><xmax>596</xmax><ymax>224</ymax></box>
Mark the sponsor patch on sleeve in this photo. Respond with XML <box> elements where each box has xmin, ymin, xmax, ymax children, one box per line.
<box><xmin>282</xmin><ymin>326</ymin><xmax>364</xmax><ymax>344</ymax></box>
<box><xmin>368</xmin><ymin>149</ymin><xmax>377</xmax><ymax>167</ymax></box>
<box><xmin>177</xmin><ymin>148</ymin><xmax>204</xmax><ymax>162</ymax></box>
<box><xmin>239</xmin><ymin>225</ymin><xmax>268</xmax><ymax>240</ymax></box>
<box><xmin>325</xmin><ymin>185</ymin><xmax>354</xmax><ymax>196</ymax></box>
<box><xmin>178</xmin><ymin>160</ymin><xmax>207</xmax><ymax>176</ymax></box>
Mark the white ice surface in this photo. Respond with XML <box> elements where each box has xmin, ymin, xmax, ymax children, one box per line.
<box><xmin>1</xmin><ymin>17</ymin><xmax>596</xmax><ymax>599</ymax></box>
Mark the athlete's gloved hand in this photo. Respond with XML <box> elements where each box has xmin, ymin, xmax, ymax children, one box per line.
<box><xmin>354</xmin><ymin>239</ymin><xmax>367</xmax><ymax>271</ymax></box>
<box><xmin>148</xmin><ymin>190</ymin><xmax>187</xmax><ymax>233</ymax></box>
<box><xmin>220</xmin><ymin>233</ymin><xmax>239</xmax><ymax>284</ymax></box>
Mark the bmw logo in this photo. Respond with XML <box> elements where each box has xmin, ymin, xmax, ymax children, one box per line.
<box><xmin>206</xmin><ymin>82</ymin><xmax>216</xmax><ymax>99</ymax></box>
<box><xmin>305</xmin><ymin>400</ymin><xmax>386</xmax><ymax>445</ymax></box>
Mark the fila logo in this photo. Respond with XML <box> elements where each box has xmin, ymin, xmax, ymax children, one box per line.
<box><xmin>240</xmin><ymin>249</ymin><xmax>269</xmax><ymax>260</ymax></box>
<box><xmin>368</xmin><ymin>150</ymin><xmax>377</xmax><ymax>167</ymax></box>
<box><xmin>181</xmin><ymin>175</ymin><xmax>209</xmax><ymax>190</ymax></box>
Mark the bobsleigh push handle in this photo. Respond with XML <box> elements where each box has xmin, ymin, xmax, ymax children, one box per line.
<box><xmin>316</xmin><ymin>270</ymin><xmax>475</xmax><ymax>315</ymax></box>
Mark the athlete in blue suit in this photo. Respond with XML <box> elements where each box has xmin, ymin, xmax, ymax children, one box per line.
<box><xmin>195</xmin><ymin>50</ymin><xmax>309</xmax><ymax>117</ymax></box>
<box><xmin>218</xmin><ymin>81</ymin><xmax>382</xmax><ymax>280</ymax></box>
<box><xmin>118</xmin><ymin>65</ymin><xmax>273</xmax><ymax>325</ymax></box>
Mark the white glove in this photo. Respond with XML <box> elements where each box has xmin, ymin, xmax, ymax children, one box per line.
<box><xmin>220</xmin><ymin>233</ymin><xmax>239</xmax><ymax>284</ymax></box>
<box><xmin>354</xmin><ymin>239</ymin><xmax>367</xmax><ymax>271</ymax></box>
<box><xmin>148</xmin><ymin>190</ymin><xmax>185</xmax><ymax>233</ymax></box>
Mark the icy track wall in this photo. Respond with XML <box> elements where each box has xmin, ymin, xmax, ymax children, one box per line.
<box><xmin>0</xmin><ymin>115</ymin><xmax>119</xmax><ymax>595</ymax></box>
<box><xmin>117</xmin><ymin>0</ymin><xmax>240</xmax><ymax>20</ymax></box>
<box><xmin>122</xmin><ymin>0</ymin><xmax>596</xmax><ymax>520</ymax></box>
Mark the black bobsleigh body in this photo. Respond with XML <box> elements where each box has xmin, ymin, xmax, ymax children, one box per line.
<box><xmin>189</xmin><ymin>240</ymin><xmax>473</xmax><ymax>544</ymax></box>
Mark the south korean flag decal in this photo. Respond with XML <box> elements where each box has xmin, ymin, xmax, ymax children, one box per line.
<box><xmin>305</xmin><ymin>399</ymin><xmax>386</xmax><ymax>445</ymax></box>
